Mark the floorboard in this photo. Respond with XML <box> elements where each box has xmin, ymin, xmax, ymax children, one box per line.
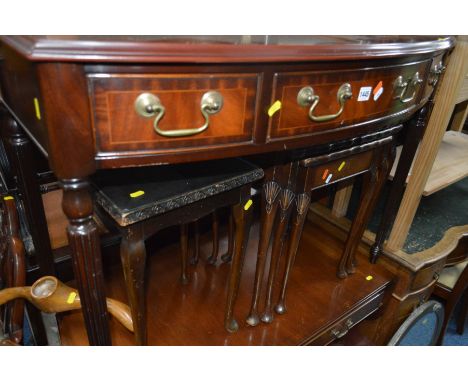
<box><xmin>58</xmin><ymin>219</ymin><xmax>392</xmax><ymax>345</ymax></box>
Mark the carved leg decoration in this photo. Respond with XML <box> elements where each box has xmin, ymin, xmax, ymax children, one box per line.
<box><xmin>224</xmin><ymin>188</ymin><xmax>253</xmax><ymax>333</ymax></box>
<box><xmin>370</xmin><ymin>105</ymin><xmax>430</xmax><ymax>263</ymax></box>
<box><xmin>180</xmin><ymin>223</ymin><xmax>189</xmax><ymax>285</ymax></box>
<box><xmin>261</xmin><ymin>188</ymin><xmax>295</xmax><ymax>324</ymax></box>
<box><xmin>120</xmin><ymin>225</ymin><xmax>147</xmax><ymax>345</ymax></box>
<box><xmin>190</xmin><ymin>220</ymin><xmax>200</xmax><ymax>265</ymax></box>
<box><xmin>221</xmin><ymin>207</ymin><xmax>235</xmax><ymax>263</ymax></box>
<box><xmin>207</xmin><ymin>211</ymin><xmax>220</xmax><ymax>265</ymax></box>
<box><xmin>275</xmin><ymin>192</ymin><xmax>311</xmax><ymax>315</ymax></box>
<box><xmin>246</xmin><ymin>181</ymin><xmax>281</xmax><ymax>326</ymax></box>
<box><xmin>61</xmin><ymin>179</ymin><xmax>111</xmax><ymax>345</ymax></box>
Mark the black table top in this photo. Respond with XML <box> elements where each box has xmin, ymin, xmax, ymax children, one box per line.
<box><xmin>92</xmin><ymin>158</ymin><xmax>263</xmax><ymax>226</ymax></box>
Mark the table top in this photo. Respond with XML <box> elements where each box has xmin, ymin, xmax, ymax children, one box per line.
<box><xmin>92</xmin><ymin>158</ymin><xmax>263</xmax><ymax>226</ymax></box>
<box><xmin>0</xmin><ymin>35</ymin><xmax>455</xmax><ymax>174</ymax></box>
<box><xmin>0</xmin><ymin>35</ymin><xmax>455</xmax><ymax>63</ymax></box>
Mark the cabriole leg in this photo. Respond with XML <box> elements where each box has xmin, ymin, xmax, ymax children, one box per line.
<box><xmin>275</xmin><ymin>192</ymin><xmax>311</xmax><ymax>315</ymax></box>
<box><xmin>224</xmin><ymin>187</ymin><xmax>253</xmax><ymax>333</ymax></box>
<box><xmin>261</xmin><ymin>188</ymin><xmax>295</xmax><ymax>324</ymax></box>
<box><xmin>246</xmin><ymin>181</ymin><xmax>281</xmax><ymax>326</ymax></box>
<box><xmin>120</xmin><ymin>224</ymin><xmax>147</xmax><ymax>345</ymax></box>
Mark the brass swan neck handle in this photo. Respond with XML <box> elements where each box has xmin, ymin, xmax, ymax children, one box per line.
<box><xmin>134</xmin><ymin>91</ymin><xmax>223</xmax><ymax>137</ymax></box>
<box><xmin>297</xmin><ymin>83</ymin><xmax>352</xmax><ymax>123</ymax></box>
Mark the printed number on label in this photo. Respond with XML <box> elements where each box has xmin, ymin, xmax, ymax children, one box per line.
<box><xmin>357</xmin><ymin>86</ymin><xmax>372</xmax><ymax>102</ymax></box>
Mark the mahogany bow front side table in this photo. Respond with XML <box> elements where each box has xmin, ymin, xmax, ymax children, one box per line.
<box><xmin>0</xmin><ymin>36</ymin><xmax>453</xmax><ymax>345</ymax></box>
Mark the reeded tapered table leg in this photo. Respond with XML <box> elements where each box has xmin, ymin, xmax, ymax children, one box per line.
<box><xmin>180</xmin><ymin>223</ymin><xmax>189</xmax><ymax>285</ymax></box>
<box><xmin>224</xmin><ymin>188</ymin><xmax>253</xmax><ymax>333</ymax></box>
<box><xmin>246</xmin><ymin>181</ymin><xmax>281</xmax><ymax>326</ymax></box>
<box><xmin>275</xmin><ymin>192</ymin><xmax>311</xmax><ymax>315</ymax></box>
<box><xmin>261</xmin><ymin>188</ymin><xmax>295</xmax><ymax>324</ymax></box>
<box><xmin>120</xmin><ymin>224</ymin><xmax>147</xmax><ymax>345</ymax></box>
<box><xmin>221</xmin><ymin>207</ymin><xmax>235</xmax><ymax>263</ymax></box>
<box><xmin>61</xmin><ymin>178</ymin><xmax>111</xmax><ymax>345</ymax></box>
<box><xmin>207</xmin><ymin>211</ymin><xmax>220</xmax><ymax>265</ymax></box>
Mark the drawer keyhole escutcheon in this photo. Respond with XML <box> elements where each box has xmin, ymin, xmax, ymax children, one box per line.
<box><xmin>297</xmin><ymin>83</ymin><xmax>352</xmax><ymax>123</ymax></box>
<box><xmin>393</xmin><ymin>72</ymin><xmax>423</xmax><ymax>103</ymax></box>
<box><xmin>134</xmin><ymin>91</ymin><xmax>223</xmax><ymax>138</ymax></box>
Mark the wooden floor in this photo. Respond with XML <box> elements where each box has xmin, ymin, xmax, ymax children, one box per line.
<box><xmin>58</xmin><ymin>217</ymin><xmax>392</xmax><ymax>345</ymax></box>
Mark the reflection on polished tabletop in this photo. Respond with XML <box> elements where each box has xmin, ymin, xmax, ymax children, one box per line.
<box><xmin>58</xmin><ymin>218</ymin><xmax>392</xmax><ymax>345</ymax></box>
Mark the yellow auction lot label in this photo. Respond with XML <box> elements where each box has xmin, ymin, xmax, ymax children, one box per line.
<box><xmin>268</xmin><ymin>100</ymin><xmax>282</xmax><ymax>117</ymax></box>
<box><xmin>130</xmin><ymin>190</ymin><xmax>145</xmax><ymax>198</ymax></box>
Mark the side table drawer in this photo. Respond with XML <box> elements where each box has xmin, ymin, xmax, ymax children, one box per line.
<box><xmin>88</xmin><ymin>72</ymin><xmax>262</xmax><ymax>154</ymax></box>
<box><xmin>268</xmin><ymin>60</ymin><xmax>430</xmax><ymax>140</ymax></box>
<box><xmin>302</xmin><ymin>149</ymin><xmax>374</xmax><ymax>190</ymax></box>
<box><xmin>304</xmin><ymin>290</ymin><xmax>385</xmax><ymax>345</ymax></box>
<box><xmin>299</xmin><ymin>135</ymin><xmax>393</xmax><ymax>190</ymax></box>
<box><xmin>411</xmin><ymin>260</ymin><xmax>445</xmax><ymax>291</ymax></box>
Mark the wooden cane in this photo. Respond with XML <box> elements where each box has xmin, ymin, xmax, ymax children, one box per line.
<box><xmin>0</xmin><ymin>276</ymin><xmax>134</xmax><ymax>332</ymax></box>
